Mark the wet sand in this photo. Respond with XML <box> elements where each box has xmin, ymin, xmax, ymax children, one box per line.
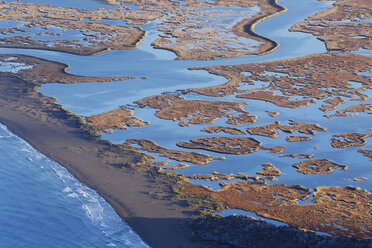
<box><xmin>0</xmin><ymin>72</ymin><xmax>206</xmax><ymax>248</ymax></box>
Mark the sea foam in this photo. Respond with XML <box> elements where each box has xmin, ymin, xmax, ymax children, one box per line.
<box><xmin>0</xmin><ymin>123</ymin><xmax>150</xmax><ymax>248</ymax></box>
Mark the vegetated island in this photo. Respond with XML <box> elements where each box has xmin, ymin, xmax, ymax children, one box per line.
<box><xmin>0</xmin><ymin>2</ymin><xmax>153</xmax><ymax>55</ymax></box>
<box><xmin>0</xmin><ymin>0</ymin><xmax>286</xmax><ymax>59</ymax></box>
<box><xmin>290</xmin><ymin>0</ymin><xmax>372</xmax><ymax>52</ymax></box>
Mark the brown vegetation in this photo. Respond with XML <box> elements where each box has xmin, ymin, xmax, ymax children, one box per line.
<box><xmin>165</xmin><ymin>163</ymin><xmax>189</xmax><ymax>170</ymax></box>
<box><xmin>177</xmin><ymin>136</ymin><xmax>286</xmax><ymax>155</ymax></box>
<box><xmin>124</xmin><ymin>138</ymin><xmax>225</xmax><ymax>165</ymax></box>
<box><xmin>0</xmin><ymin>2</ymin><xmax>153</xmax><ymax>55</ymax></box>
<box><xmin>280</xmin><ymin>154</ymin><xmax>314</xmax><ymax>159</ymax></box>
<box><xmin>237</xmin><ymin>91</ymin><xmax>314</xmax><ymax>108</ymax></box>
<box><xmin>0</xmin><ymin>0</ymin><xmax>289</xmax><ymax>59</ymax></box>
<box><xmin>85</xmin><ymin>108</ymin><xmax>150</xmax><ymax>133</ymax></box>
<box><xmin>246</xmin><ymin>121</ymin><xmax>326</xmax><ymax>138</ymax></box>
<box><xmin>286</xmin><ymin>136</ymin><xmax>312</xmax><ymax>142</ymax></box>
<box><xmin>185</xmin><ymin>53</ymin><xmax>371</xmax><ymax>114</ymax></box>
<box><xmin>331</xmin><ymin>133</ymin><xmax>372</xmax><ymax>148</ymax></box>
<box><xmin>256</xmin><ymin>162</ymin><xmax>283</xmax><ymax>176</ymax></box>
<box><xmin>357</xmin><ymin>149</ymin><xmax>372</xmax><ymax>161</ymax></box>
<box><xmin>201</xmin><ymin>126</ymin><xmax>246</xmax><ymax>135</ymax></box>
<box><xmin>320</xmin><ymin>97</ymin><xmax>346</xmax><ymax>113</ymax></box>
<box><xmin>290</xmin><ymin>0</ymin><xmax>372</xmax><ymax>52</ymax></box>
<box><xmin>187</xmin><ymin>171</ymin><xmax>275</xmax><ymax>183</ymax></box>
<box><xmin>134</xmin><ymin>95</ymin><xmax>257</xmax><ymax>126</ymax></box>
<box><xmin>353</xmin><ymin>177</ymin><xmax>367</xmax><ymax>181</ymax></box>
<box><xmin>151</xmin><ymin>0</ymin><xmax>287</xmax><ymax>59</ymax></box>
<box><xmin>180</xmin><ymin>182</ymin><xmax>371</xmax><ymax>239</ymax></box>
<box><xmin>262</xmin><ymin>146</ymin><xmax>286</xmax><ymax>153</ymax></box>
<box><xmin>325</xmin><ymin>104</ymin><xmax>372</xmax><ymax>119</ymax></box>
<box><xmin>265</xmin><ymin>111</ymin><xmax>279</xmax><ymax>117</ymax></box>
<box><xmin>177</xmin><ymin>137</ymin><xmax>262</xmax><ymax>155</ymax></box>
<box><xmin>293</xmin><ymin>159</ymin><xmax>347</xmax><ymax>175</ymax></box>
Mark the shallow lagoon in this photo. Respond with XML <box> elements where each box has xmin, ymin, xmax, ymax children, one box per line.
<box><xmin>34</xmin><ymin>0</ymin><xmax>370</xmax><ymax>191</ymax></box>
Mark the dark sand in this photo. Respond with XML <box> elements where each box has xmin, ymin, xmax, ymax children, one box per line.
<box><xmin>0</xmin><ymin>72</ymin><xmax>206</xmax><ymax>248</ymax></box>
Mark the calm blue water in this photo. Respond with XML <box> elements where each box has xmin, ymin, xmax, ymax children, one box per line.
<box><xmin>0</xmin><ymin>124</ymin><xmax>149</xmax><ymax>248</ymax></box>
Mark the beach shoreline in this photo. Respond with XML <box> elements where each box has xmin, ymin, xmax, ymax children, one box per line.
<box><xmin>0</xmin><ymin>72</ymin><xmax>206</xmax><ymax>248</ymax></box>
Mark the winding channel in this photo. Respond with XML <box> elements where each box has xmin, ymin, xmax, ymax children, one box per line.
<box><xmin>34</xmin><ymin>0</ymin><xmax>369</xmax><ymax>189</ymax></box>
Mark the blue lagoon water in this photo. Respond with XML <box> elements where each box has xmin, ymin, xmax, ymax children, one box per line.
<box><xmin>0</xmin><ymin>124</ymin><xmax>149</xmax><ymax>248</ymax></box>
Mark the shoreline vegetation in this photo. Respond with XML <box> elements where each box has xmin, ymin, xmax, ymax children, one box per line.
<box><xmin>1</xmin><ymin>0</ymin><xmax>372</xmax><ymax>247</ymax></box>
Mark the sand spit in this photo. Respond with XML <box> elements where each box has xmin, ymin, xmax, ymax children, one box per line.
<box><xmin>354</xmin><ymin>177</ymin><xmax>368</xmax><ymax>182</ymax></box>
<box><xmin>0</xmin><ymin>66</ymin><xmax>217</xmax><ymax>248</ymax></box>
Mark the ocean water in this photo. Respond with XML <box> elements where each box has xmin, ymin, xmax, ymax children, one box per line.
<box><xmin>0</xmin><ymin>124</ymin><xmax>149</xmax><ymax>248</ymax></box>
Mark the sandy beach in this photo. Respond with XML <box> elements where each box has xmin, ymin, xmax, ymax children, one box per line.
<box><xmin>0</xmin><ymin>72</ymin><xmax>206</xmax><ymax>248</ymax></box>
